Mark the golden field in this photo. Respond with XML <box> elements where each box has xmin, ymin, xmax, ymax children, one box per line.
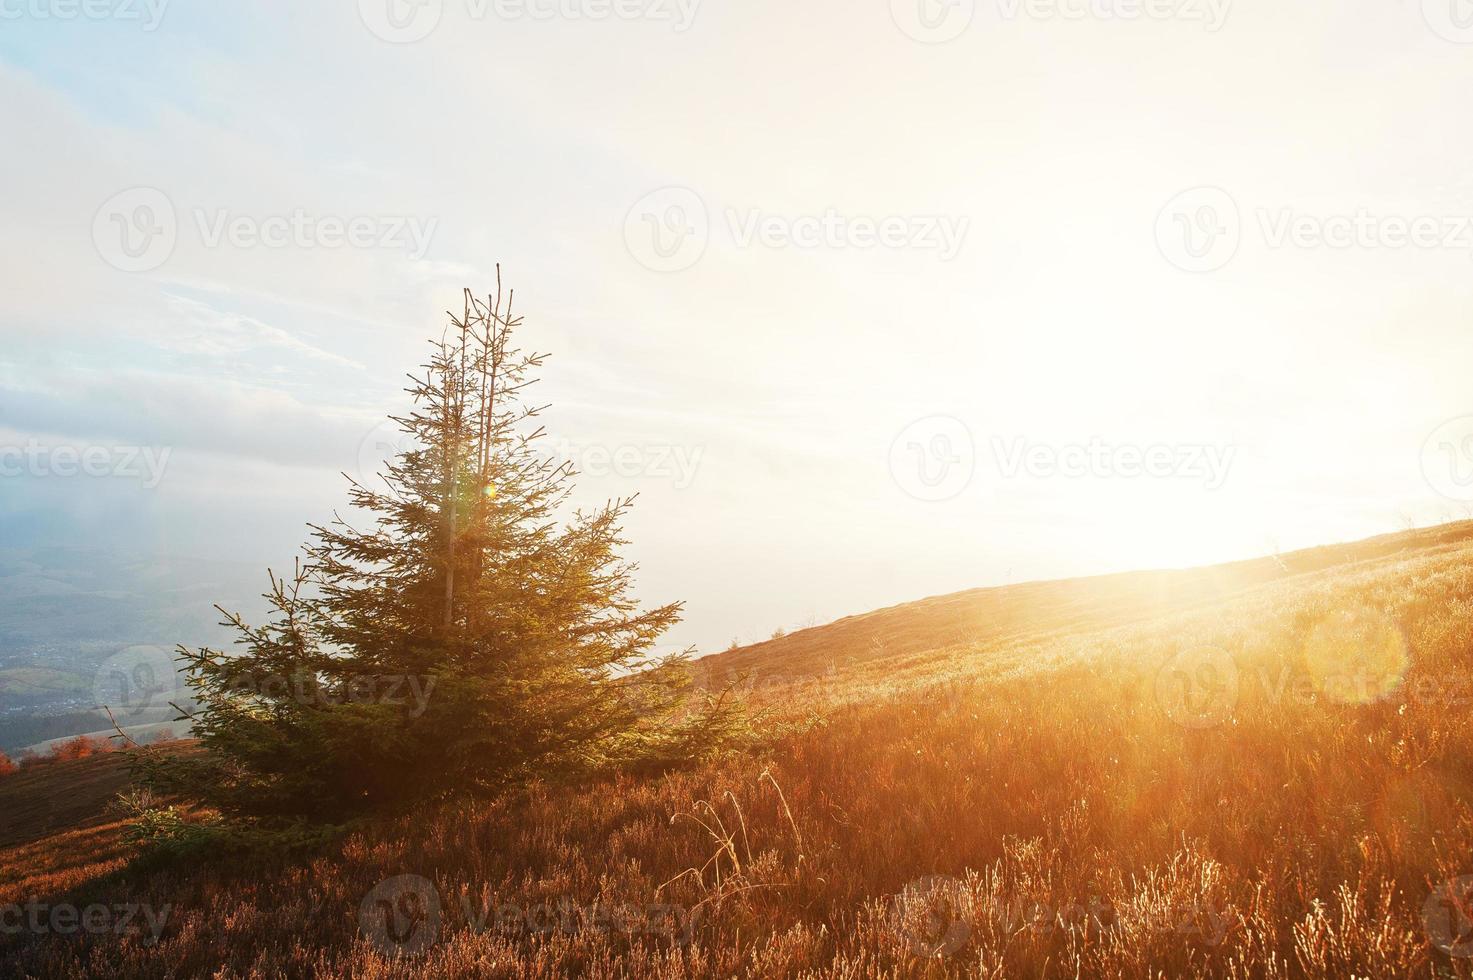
<box><xmin>5</xmin><ymin>522</ymin><xmax>1473</xmax><ymax>978</ymax></box>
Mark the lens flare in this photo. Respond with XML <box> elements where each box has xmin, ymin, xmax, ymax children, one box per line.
<box><xmin>1301</xmin><ymin>607</ymin><xmax>1409</xmax><ymax>704</ymax></box>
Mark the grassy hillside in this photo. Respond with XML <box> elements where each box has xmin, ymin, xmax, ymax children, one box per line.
<box><xmin>5</xmin><ymin>524</ymin><xmax>1473</xmax><ymax>977</ymax></box>
<box><xmin>0</xmin><ymin>753</ymin><xmax>138</xmax><ymax>908</ymax></box>
<box><xmin>698</xmin><ymin>520</ymin><xmax>1473</xmax><ymax>682</ymax></box>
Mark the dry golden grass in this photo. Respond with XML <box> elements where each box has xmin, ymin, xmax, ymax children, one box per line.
<box><xmin>0</xmin><ymin>751</ymin><xmax>135</xmax><ymax>850</ymax></box>
<box><xmin>6</xmin><ymin>523</ymin><xmax>1473</xmax><ymax>977</ymax></box>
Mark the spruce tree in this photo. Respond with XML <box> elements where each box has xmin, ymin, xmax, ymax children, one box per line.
<box><xmin>145</xmin><ymin>274</ymin><xmax>731</xmax><ymax>822</ymax></box>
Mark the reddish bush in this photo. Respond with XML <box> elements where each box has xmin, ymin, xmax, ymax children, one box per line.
<box><xmin>0</xmin><ymin>751</ymin><xmax>16</xmax><ymax>777</ymax></box>
<box><xmin>48</xmin><ymin>735</ymin><xmax>110</xmax><ymax>762</ymax></box>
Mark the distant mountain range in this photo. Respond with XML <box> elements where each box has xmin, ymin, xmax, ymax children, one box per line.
<box><xmin>0</xmin><ymin>547</ymin><xmax>273</xmax><ymax>752</ymax></box>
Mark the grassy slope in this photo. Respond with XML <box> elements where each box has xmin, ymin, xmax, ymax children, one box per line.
<box><xmin>5</xmin><ymin>524</ymin><xmax>1473</xmax><ymax>977</ymax></box>
<box><xmin>699</xmin><ymin>521</ymin><xmax>1473</xmax><ymax>681</ymax></box>
<box><xmin>0</xmin><ymin>753</ymin><xmax>137</xmax><ymax>907</ymax></box>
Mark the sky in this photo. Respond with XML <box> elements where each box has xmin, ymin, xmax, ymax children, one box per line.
<box><xmin>3</xmin><ymin>0</ymin><xmax>1473</xmax><ymax>654</ymax></box>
